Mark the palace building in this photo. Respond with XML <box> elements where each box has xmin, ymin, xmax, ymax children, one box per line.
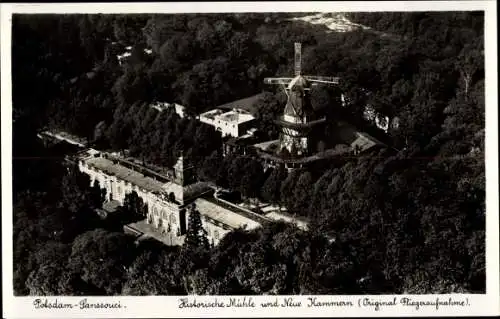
<box><xmin>76</xmin><ymin>148</ymin><xmax>262</xmax><ymax>246</ymax></box>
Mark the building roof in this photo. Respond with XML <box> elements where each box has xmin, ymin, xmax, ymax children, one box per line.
<box><xmin>82</xmin><ymin>154</ymin><xmax>210</xmax><ymax>205</ymax></box>
<box><xmin>194</xmin><ymin>198</ymin><xmax>262</xmax><ymax>230</ymax></box>
<box><xmin>160</xmin><ymin>180</ymin><xmax>212</xmax><ymax>204</ymax></box>
<box><xmin>350</xmin><ymin>131</ymin><xmax>384</xmax><ymax>153</ymax></box>
<box><xmin>219</xmin><ymin>109</ymin><xmax>255</xmax><ymax>124</ymax></box>
<box><xmin>125</xmin><ymin>220</ymin><xmax>173</xmax><ymax>245</ymax></box>
<box><xmin>199</xmin><ymin>109</ymin><xmax>224</xmax><ymax>120</ymax></box>
<box><xmin>215</xmin><ymin>93</ymin><xmax>266</xmax><ymax>114</ymax></box>
<box><xmin>86</xmin><ymin>156</ymin><xmax>165</xmax><ymax>191</ymax></box>
<box><xmin>200</xmin><ymin>108</ymin><xmax>255</xmax><ymax>125</ymax></box>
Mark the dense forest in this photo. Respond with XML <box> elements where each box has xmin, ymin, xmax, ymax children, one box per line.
<box><xmin>13</xmin><ymin>149</ymin><xmax>363</xmax><ymax>295</ymax></box>
<box><xmin>12</xmin><ymin>11</ymin><xmax>485</xmax><ymax>295</ymax></box>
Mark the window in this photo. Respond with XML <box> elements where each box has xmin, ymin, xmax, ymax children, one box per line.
<box><xmin>214</xmin><ymin>230</ymin><xmax>219</xmax><ymax>240</ymax></box>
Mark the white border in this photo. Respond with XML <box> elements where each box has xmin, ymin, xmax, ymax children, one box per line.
<box><xmin>1</xmin><ymin>1</ymin><xmax>498</xmax><ymax>318</ymax></box>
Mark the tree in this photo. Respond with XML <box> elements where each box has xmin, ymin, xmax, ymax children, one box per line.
<box><xmin>455</xmin><ymin>38</ymin><xmax>483</xmax><ymax>97</ymax></box>
<box><xmin>183</xmin><ymin>204</ymin><xmax>209</xmax><ymax>252</ymax></box>
<box><xmin>58</xmin><ymin>268</ymin><xmax>105</xmax><ymax>295</ymax></box>
<box><xmin>239</xmin><ymin>157</ymin><xmax>265</xmax><ymax>199</ymax></box>
<box><xmin>280</xmin><ymin>170</ymin><xmax>300</xmax><ymax>210</ymax></box>
<box><xmin>261</xmin><ymin>165</ymin><xmax>287</xmax><ymax>203</ymax></box>
<box><xmin>168</xmin><ymin>192</ymin><xmax>176</xmax><ymax>203</ymax></box>
<box><xmin>310</xmin><ymin>86</ymin><xmax>337</xmax><ymax>113</ymax></box>
<box><xmin>397</xmin><ymin>97</ymin><xmax>442</xmax><ymax>147</ymax></box>
<box><xmin>26</xmin><ymin>264</ymin><xmax>64</xmax><ymax>296</ymax></box>
<box><xmin>123</xmin><ymin>191</ymin><xmax>145</xmax><ymax>216</ymax></box>
<box><xmin>177</xmin><ymin>204</ymin><xmax>211</xmax><ymax>293</ymax></box>
<box><xmin>68</xmin><ymin>229</ymin><xmax>136</xmax><ymax>295</ymax></box>
<box><xmin>291</xmin><ymin>171</ymin><xmax>313</xmax><ymax>216</ymax></box>
<box><xmin>442</xmin><ymin>80</ymin><xmax>484</xmax><ymax>133</ymax></box>
<box><xmin>122</xmin><ymin>246</ymin><xmax>185</xmax><ymax>295</ymax></box>
<box><xmin>198</xmin><ymin>150</ymin><xmax>221</xmax><ymax>182</ymax></box>
<box><xmin>90</xmin><ymin>179</ymin><xmax>106</xmax><ymax>209</ymax></box>
<box><xmin>93</xmin><ymin>120</ymin><xmax>108</xmax><ymax>148</ymax></box>
<box><xmin>255</xmin><ymin>92</ymin><xmax>284</xmax><ymax>140</ymax></box>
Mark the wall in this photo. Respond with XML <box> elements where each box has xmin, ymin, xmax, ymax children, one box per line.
<box><xmin>212</xmin><ymin>118</ymin><xmax>239</xmax><ymax>137</ymax></box>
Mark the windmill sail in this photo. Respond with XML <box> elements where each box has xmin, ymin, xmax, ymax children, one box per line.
<box><xmin>263</xmin><ymin>77</ymin><xmax>294</xmax><ymax>85</ymax></box>
<box><xmin>294</xmin><ymin>42</ymin><xmax>302</xmax><ymax>76</ymax></box>
<box><xmin>304</xmin><ymin>76</ymin><xmax>340</xmax><ymax>84</ymax></box>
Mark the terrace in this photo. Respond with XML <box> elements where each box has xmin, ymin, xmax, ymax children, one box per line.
<box><xmin>194</xmin><ymin>197</ymin><xmax>264</xmax><ymax>230</ymax></box>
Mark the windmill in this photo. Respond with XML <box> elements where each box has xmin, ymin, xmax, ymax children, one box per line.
<box><xmin>264</xmin><ymin>42</ymin><xmax>340</xmax><ymax>157</ymax></box>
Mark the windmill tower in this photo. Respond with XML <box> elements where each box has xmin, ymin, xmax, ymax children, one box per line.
<box><xmin>264</xmin><ymin>43</ymin><xmax>340</xmax><ymax>157</ymax></box>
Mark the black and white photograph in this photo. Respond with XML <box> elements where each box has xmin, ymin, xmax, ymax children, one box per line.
<box><xmin>1</xmin><ymin>1</ymin><xmax>498</xmax><ymax>317</ymax></box>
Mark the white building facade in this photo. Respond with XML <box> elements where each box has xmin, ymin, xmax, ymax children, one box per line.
<box><xmin>199</xmin><ymin>108</ymin><xmax>256</xmax><ymax>138</ymax></box>
<box><xmin>77</xmin><ymin>149</ymin><xmax>261</xmax><ymax>246</ymax></box>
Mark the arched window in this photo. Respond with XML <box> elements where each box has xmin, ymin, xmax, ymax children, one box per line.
<box><xmin>214</xmin><ymin>230</ymin><xmax>219</xmax><ymax>241</ymax></box>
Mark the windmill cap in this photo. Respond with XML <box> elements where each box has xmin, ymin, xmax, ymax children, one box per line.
<box><xmin>287</xmin><ymin>75</ymin><xmax>309</xmax><ymax>90</ymax></box>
